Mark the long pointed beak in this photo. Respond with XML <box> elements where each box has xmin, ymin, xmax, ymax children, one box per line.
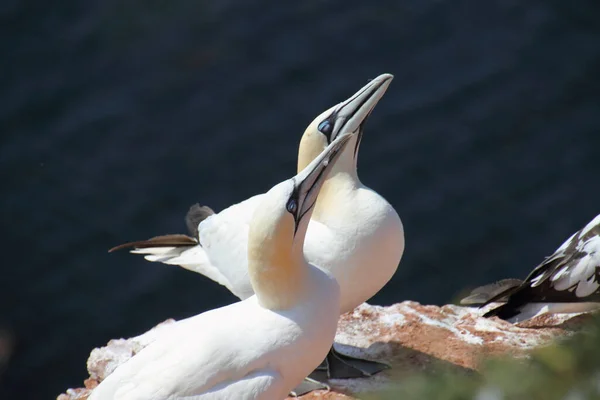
<box><xmin>293</xmin><ymin>132</ymin><xmax>354</xmax><ymax>225</ymax></box>
<box><xmin>330</xmin><ymin>73</ymin><xmax>393</xmax><ymax>139</ymax></box>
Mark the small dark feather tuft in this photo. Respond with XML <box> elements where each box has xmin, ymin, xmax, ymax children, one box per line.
<box><xmin>186</xmin><ymin>204</ymin><xmax>215</xmax><ymax>238</ymax></box>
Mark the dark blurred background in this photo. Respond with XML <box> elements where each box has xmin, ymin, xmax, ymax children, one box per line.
<box><xmin>2</xmin><ymin>1</ymin><xmax>599</xmax><ymax>398</ymax></box>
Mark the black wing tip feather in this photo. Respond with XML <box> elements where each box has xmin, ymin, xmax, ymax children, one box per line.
<box><xmin>483</xmin><ymin>284</ymin><xmax>539</xmax><ymax>320</ymax></box>
<box><xmin>482</xmin><ymin>303</ymin><xmax>521</xmax><ymax>320</ymax></box>
<box><xmin>186</xmin><ymin>204</ymin><xmax>215</xmax><ymax>238</ymax></box>
<box><xmin>108</xmin><ymin>234</ymin><xmax>198</xmax><ymax>253</ymax></box>
<box><xmin>479</xmin><ymin>283</ymin><xmax>523</xmax><ymax>308</ymax></box>
<box><xmin>481</xmin><ymin>214</ymin><xmax>600</xmax><ymax>320</ymax></box>
<box><xmin>460</xmin><ymin>279</ymin><xmax>523</xmax><ymax>306</ymax></box>
<box><xmin>109</xmin><ymin>203</ymin><xmax>214</xmax><ymax>253</ymax></box>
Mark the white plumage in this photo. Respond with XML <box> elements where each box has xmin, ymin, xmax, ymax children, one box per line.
<box><xmin>134</xmin><ymin>195</ymin><xmax>265</xmax><ymax>299</ymax></box>
<box><xmin>90</xmin><ymin>288</ymin><xmax>339</xmax><ymax>400</ymax></box>
<box><xmin>90</xmin><ymin>134</ymin><xmax>353</xmax><ymax>400</ymax></box>
<box><xmin>482</xmin><ymin>213</ymin><xmax>600</xmax><ymax>323</ymax></box>
<box><xmin>111</xmin><ymin>74</ymin><xmax>403</xmax><ymax>382</ymax></box>
<box><xmin>122</xmin><ymin>73</ymin><xmax>404</xmax><ymax>316</ymax></box>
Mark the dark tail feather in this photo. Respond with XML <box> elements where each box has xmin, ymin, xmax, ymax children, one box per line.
<box><xmin>109</xmin><ymin>234</ymin><xmax>198</xmax><ymax>253</ymax></box>
<box><xmin>482</xmin><ymin>302</ymin><xmax>521</xmax><ymax>320</ymax></box>
<box><xmin>478</xmin><ymin>279</ymin><xmax>525</xmax><ymax>308</ymax></box>
<box><xmin>460</xmin><ymin>279</ymin><xmax>523</xmax><ymax>306</ymax></box>
<box><xmin>186</xmin><ymin>204</ymin><xmax>215</xmax><ymax>238</ymax></box>
<box><xmin>109</xmin><ymin>203</ymin><xmax>213</xmax><ymax>253</ymax></box>
<box><xmin>483</xmin><ymin>284</ymin><xmax>537</xmax><ymax>320</ymax></box>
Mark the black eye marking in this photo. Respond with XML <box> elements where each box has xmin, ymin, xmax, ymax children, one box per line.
<box><xmin>286</xmin><ymin>198</ymin><xmax>297</xmax><ymax>214</ymax></box>
<box><xmin>318</xmin><ymin>109</ymin><xmax>341</xmax><ymax>143</ymax></box>
<box><xmin>318</xmin><ymin>120</ymin><xmax>333</xmax><ymax>135</ymax></box>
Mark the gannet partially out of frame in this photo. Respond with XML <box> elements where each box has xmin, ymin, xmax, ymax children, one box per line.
<box><xmin>469</xmin><ymin>214</ymin><xmax>600</xmax><ymax>323</ymax></box>
<box><xmin>90</xmin><ymin>134</ymin><xmax>352</xmax><ymax>400</ymax></box>
<box><xmin>111</xmin><ymin>74</ymin><xmax>404</xmax><ymax>384</ymax></box>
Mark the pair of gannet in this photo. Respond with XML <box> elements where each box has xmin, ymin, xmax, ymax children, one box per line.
<box><xmin>461</xmin><ymin>214</ymin><xmax>600</xmax><ymax>323</ymax></box>
<box><xmin>111</xmin><ymin>74</ymin><xmax>404</xmax><ymax>390</ymax></box>
<box><xmin>90</xmin><ymin>134</ymin><xmax>352</xmax><ymax>399</ymax></box>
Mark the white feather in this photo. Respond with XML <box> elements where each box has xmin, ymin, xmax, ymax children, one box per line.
<box><xmin>90</xmin><ymin>135</ymin><xmax>353</xmax><ymax>399</ymax></box>
<box><xmin>490</xmin><ymin>214</ymin><xmax>600</xmax><ymax>323</ymax></box>
<box><xmin>507</xmin><ymin>302</ymin><xmax>600</xmax><ymax>324</ymax></box>
<box><xmin>580</xmin><ymin>214</ymin><xmax>600</xmax><ymax>238</ymax></box>
<box><xmin>555</xmin><ymin>232</ymin><xmax>577</xmax><ymax>253</ymax></box>
<box><xmin>177</xmin><ymin>181</ymin><xmax>404</xmax><ymax>314</ymax></box>
<box><xmin>196</xmin><ymin>195</ymin><xmax>265</xmax><ymax>300</ymax></box>
<box><xmin>552</xmin><ymin>236</ymin><xmax>600</xmax><ymax>295</ymax></box>
<box><xmin>121</xmin><ymin>74</ymin><xmax>403</xmax><ymax>315</ymax></box>
<box><xmin>89</xmin><ymin>285</ymin><xmax>339</xmax><ymax>400</ymax></box>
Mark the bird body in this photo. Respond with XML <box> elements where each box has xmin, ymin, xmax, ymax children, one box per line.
<box><xmin>481</xmin><ymin>214</ymin><xmax>600</xmax><ymax>323</ymax></box>
<box><xmin>120</xmin><ymin>74</ymin><xmax>404</xmax><ymax>315</ymax></box>
<box><xmin>90</xmin><ymin>277</ymin><xmax>338</xmax><ymax>400</ymax></box>
<box><xmin>302</xmin><ymin>176</ymin><xmax>403</xmax><ymax>313</ymax></box>
<box><xmin>90</xmin><ymin>134</ymin><xmax>352</xmax><ymax>399</ymax></box>
<box><xmin>168</xmin><ymin>159</ymin><xmax>403</xmax><ymax>313</ymax></box>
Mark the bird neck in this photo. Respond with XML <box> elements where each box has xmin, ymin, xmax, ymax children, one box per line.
<box><xmin>313</xmin><ymin>136</ymin><xmax>362</xmax><ymax>222</ymax></box>
<box><xmin>331</xmin><ymin>133</ymin><xmax>360</xmax><ymax>180</ymax></box>
<box><xmin>247</xmin><ymin>228</ymin><xmax>309</xmax><ymax>310</ymax></box>
<box><xmin>297</xmin><ymin>134</ymin><xmax>361</xmax><ymax>222</ymax></box>
<box><xmin>298</xmin><ymin>133</ymin><xmax>360</xmax><ymax>181</ymax></box>
<box><xmin>311</xmin><ymin>171</ymin><xmax>359</xmax><ymax>222</ymax></box>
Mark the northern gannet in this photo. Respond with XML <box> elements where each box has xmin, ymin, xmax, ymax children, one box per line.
<box><xmin>111</xmin><ymin>74</ymin><xmax>404</xmax><ymax>385</ymax></box>
<box><xmin>471</xmin><ymin>214</ymin><xmax>600</xmax><ymax>323</ymax></box>
<box><xmin>89</xmin><ymin>134</ymin><xmax>353</xmax><ymax>400</ymax></box>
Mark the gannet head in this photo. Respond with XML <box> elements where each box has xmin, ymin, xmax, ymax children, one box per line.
<box><xmin>297</xmin><ymin>73</ymin><xmax>393</xmax><ymax>175</ymax></box>
<box><xmin>248</xmin><ymin>133</ymin><xmax>354</xmax><ymax>310</ymax></box>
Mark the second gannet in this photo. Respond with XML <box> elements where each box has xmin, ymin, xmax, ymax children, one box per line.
<box><xmin>475</xmin><ymin>214</ymin><xmax>600</xmax><ymax>323</ymax></box>
<box><xmin>111</xmin><ymin>74</ymin><xmax>405</xmax><ymax>385</ymax></box>
<box><xmin>89</xmin><ymin>134</ymin><xmax>352</xmax><ymax>400</ymax></box>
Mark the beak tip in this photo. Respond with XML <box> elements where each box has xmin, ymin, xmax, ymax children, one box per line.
<box><xmin>381</xmin><ymin>73</ymin><xmax>394</xmax><ymax>83</ymax></box>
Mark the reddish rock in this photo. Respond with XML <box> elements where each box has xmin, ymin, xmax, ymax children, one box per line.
<box><xmin>57</xmin><ymin>302</ymin><xmax>590</xmax><ymax>400</ymax></box>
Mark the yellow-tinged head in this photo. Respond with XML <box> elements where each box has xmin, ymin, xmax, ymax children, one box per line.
<box><xmin>248</xmin><ymin>133</ymin><xmax>354</xmax><ymax>310</ymax></box>
<box><xmin>297</xmin><ymin>73</ymin><xmax>394</xmax><ymax>175</ymax></box>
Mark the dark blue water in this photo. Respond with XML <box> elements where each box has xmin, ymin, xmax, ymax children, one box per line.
<box><xmin>2</xmin><ymin>1</ymin><xmax>599</xmax><ymax>398</ymax></box>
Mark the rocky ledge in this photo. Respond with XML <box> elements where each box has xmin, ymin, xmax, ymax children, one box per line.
<box><xmin>57</xmin><ymin>301</ymin><xmax>590</xmax><ymax>400</ymax></box>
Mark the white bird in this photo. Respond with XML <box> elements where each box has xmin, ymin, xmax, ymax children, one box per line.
<box><xmin>475</xmin><ymin>213</ymin><xmax>600</xmax><ymax>323</ymax></box>
<box><xmin>89</xmin><ymin>134</ymin><xmax>353</xmax><ymax>400</ymax></box>
<box><xmin>111</xmin><ymin>74</ymin><xmax>405</xmax><ymax>385</ymax></box>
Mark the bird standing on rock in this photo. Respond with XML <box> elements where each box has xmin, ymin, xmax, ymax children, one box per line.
<box><xmin>463</xmin><ymin>214</ymin><xmax>600</xmax><ymax>323</ymax></box>
<box><xmin>111</xmin><ymin>74</ymin><xmax>405</xmax><ymax>392</ymax></box>
<box><xmin>89</xmin><ymin>134</ymin><xmax>353</xmax><ymax>400</ymax></box>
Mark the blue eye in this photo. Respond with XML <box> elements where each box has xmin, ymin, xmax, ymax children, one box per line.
<box><xmin>318</xmin><ymin>120</ymin><xmax>333</xmax><ymax>135</ymax></box>
<box><xmin>286</xmin><ymin>199</ymin><xmax>297</xmax><ymax>214</ymax></box>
